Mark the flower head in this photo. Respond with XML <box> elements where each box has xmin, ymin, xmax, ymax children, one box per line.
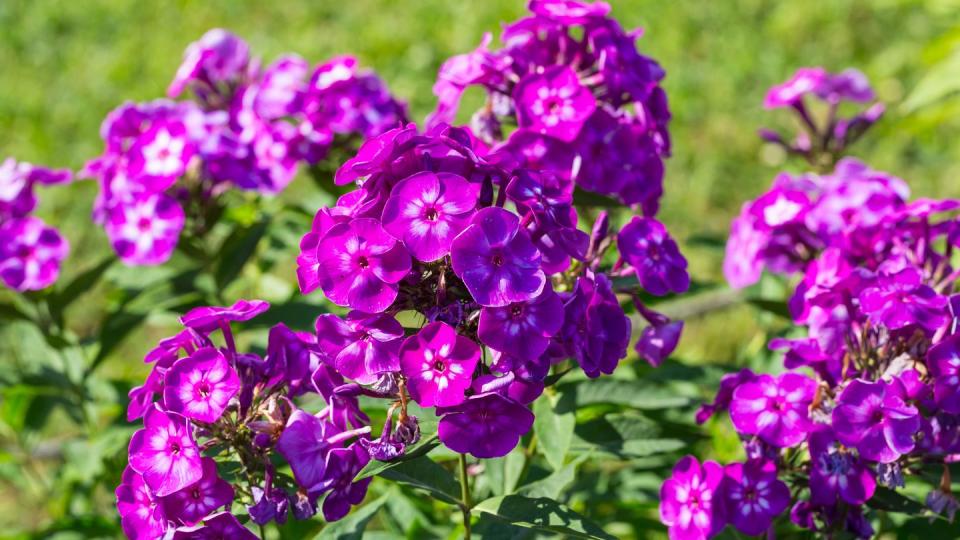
<box><xmin>478</xmin><ymin>286</ymin><xmax>564</xmax><ymax>361</ymax></box>
<box><xmin>513</xmin><ymin>66</ymin><xmax>596</xmax><ymax>142</ymax></box>
<box><xmin>170</xmin><ymin>511</ymin><xmax>259</xmax><ymax>540</ymax></box>
<box><xmin>659</xmin><ymin>455</ymin><xmax>725</xmax><ymax>540</ymax></box>
<box><xmin>0</xmin><ymin>217</ymin><xmax>69</xmax><ymax>291</ymax></box>
<box><xmin>381</xmin><ymin>171</ymin><xmax>478</xmax><ymax>262</ymax></box>
<box><xmin>311</xmin><ymin>442</ymin><xmax>372</xmax><ymax>521</ymax></box>
<box><xmin>808</xmin><ymin>426</ymin><xmax>876</xmax><ymax>505</ymax></box>
<box><xmin>832</xmin><ymin>378</ymin><xmax>920</xmax><ymax>463</ymax></box>
<box><xmin>105</xmin><ymin>193</ymin><xmax>185</xmax><ymax>266</ymax></box>
<box><xmin>128</xmin><ymin>405</ymin><xmax>203</xmax><ymax>497</ymax></box>
<box><xmin>451</xmin><ymin>207</ymin><xmax>546</xmax><ymax>307</ymax></box>
<box><xmin>161</xmin><ymin>457</ymin><xmax>234</xmax><ymax>526</ymax></box>
<box><xmin>720</xmin><ymin>461</ymin><xmax>790</xmax><ymax>536</ymax></box>
<box><xmin>116</xmin><ymin>466</ymin><xmax>167</xmax><ymax>540</ymax></box>
<box><xmin>618</xmin><ymin>216</ymin><xmax>689</xmax><ymax>296</ymax></box>
<box><xmin>400</xmin><ymin>322</ymin><xmax>480</xmax><ymax>407</ymax></box>
<box><xmin>729</xmin><ymin>372</ymin><xmax>816</xmax><ymax>447</ymax></box>
<box><xmin>929</xmin><ymin>333</ymin><xmax>960</xmax><ymax>414</ymax></box>
<box><xmin>163</xmin><ymin>347</ymin><xmax>241</xmax><ymax>423</ymax></box>
<box><xmin>315</xmin><ymin>311</ymin><xmax>404</xmax><ymax>384</ymax></box>
<box><xmin>438</xmin><ymin>393</ymin><xmax>534</xmax><ymax>458</ymax></box>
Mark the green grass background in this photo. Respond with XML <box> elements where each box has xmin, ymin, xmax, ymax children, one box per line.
<box><xmin>2</xmin><ymin>0</ymin><xmax>960</xmax><ymax>535</ymax></box>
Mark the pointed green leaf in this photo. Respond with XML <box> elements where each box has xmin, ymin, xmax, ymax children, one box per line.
<box><xmin>473</xmin><ymin>495</ymin><xmax>616</xmax><ymax>540</ymax></box>
<box><xmin>377</xmin><ymin>456</ymin><xmax>461</xmax><ymax>505</ymax></box>
<box><xmin>315</xmin><ymin>494</ymin><xmax>389</xmax><ymax>539</ymax></box>
<box><xmin>533</xmin><ymin>391</ymin><xmax>575</xmax><ymax>471</ymax></box>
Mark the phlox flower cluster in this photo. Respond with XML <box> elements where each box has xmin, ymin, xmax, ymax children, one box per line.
<box><xmin>427</xmin><ymin>0</ymin><xmax>670</xmax><ymax>212</ymax></box>
<box><xmin>295</xmin><ymin>115</ymin><xmax>689</xmax><ymax>461</ymax></box>
<box><xmin>0</xmin><ymin>157</ymin><xmax>72</xmax><ymax>291</ymax></box>
<box><xmin>83</xmin><ymin>29</ymin><xmax>407</xmax><ymax>266</ymax></box>
<box><xmin>661</xmin><ymin>68</ymin><xmax>960</xmax><ymax>539</ymax></box>
<box><xmin>118</xmin><ymin>299</ymin><xmax>375</xmax><ymax>539</ymax></box>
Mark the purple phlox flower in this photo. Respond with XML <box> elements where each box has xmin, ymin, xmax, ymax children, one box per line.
<box><xmin>769</xmin><ymin>337</ymin><xmax>833</xmax><ymax>370</ymax></box>
<box><xmin>438</xmin><ymin>392</ymin><xmax>534</xmax><ymax>458</ymax></box>
<box><xmin>722</xmin><ymin>206</ymin><xmax>768</xmax><ymax>289</ymax></box>
<box><xmin>659</xmin><ymin>455</ymin><xmax>725</xmax><ymax>540</ymax></box>
<box><xmin>617</xmin><ymin>216</ymin><xmax>689</xmax><ymax>296</ymax></box>
<box><xmin>497</xmin><ymin>129</ymin><xmax>576</xmax><ymax>180</ymax></box>
<box><xmin>265</xmin><ymin>323</ymin><xmax>322</xmax><ymax>396</ymax></box>
<box><xmin>163</xmin><ymin>347</ymin><xmax>241</xmax><ymax>423</ymax></box>
<box><xmin>928</xmin><ymin>333</ymin><xmax>960</xmax><ymax>414</ymax></box>
<box><xmin>636</xmin><ymin>319</ymin><xmax>683</xmax><ymax>368</ymax></box>
<box><xmin>105</xmin><ymin>193</ymin><xmax>184</xmax><ymax>266</ymax></box>
<box><xmin>381</xmin><ymin>171</ymin><xmax>478</xmax><ymax>262</ymax></box>
<box><xmin>451</xmin><ymin>206</ymin><xmax>546</xmax><ymax>307</ymax></box>
<box><xmin>720</xmin><ymin>460</ymin><xmax>790</xmax><ymax>536</ymax></box>
<box><xmin>400</xmin><ymin>321</ymin><xmax>480</xmax><ymax>407</ymax></box>
<box><xmin>170</xmin><ymin>511</ymin><xmax>259</xmax><ymax>540</ymax></box>
<box><xmin>312</xmin><ymin>364</ymin><xmax>370</xmax><ymax>431</ymax></box>
<box><xmin>315</xmin><ymin>311</ymin><xmax>403</xmax><ymax>385</ymax></box>
<box><xmin>161</xmin><ymin>457</ymin><xmax>233</xmax><ymax>526</ymax></box>
<box><xmin>128</xmin><ymin>121</ymin><xmax>197</xmax><ymax>191</ymax></box>
<box><xmin>918</xmin><ymin>413</ymin><xmax>960</xmax><ymax>456</ymax></box>
<box><xmin>817</xmin><ymin>68</ymin><xmax>875</xmax><ymax>103</ymax></box>
<box><xmin>505</xmin><ymin>169</ymin><xmax>574</xmax><ymax>226</ymax></box>
<box><xmin>128</xmin><ymin>363</ymin><xmax>169</xmax><ymax>422</ymax></box>
<box><xmin>695</xmin><ymin>368</ymin><xmax>756</xmax><ymax>425</ymax></box>
<box><xmin>729</xmin><ymin>372</ymin><xmax>816</xmax><ymax>447</ymax></box>
<box><xmin>748</xmin><ymin>186</ymin><xmax>811</xmax><ymax>229</ymax></box>
<box><xmin>807</xmin><ymin>158</ymin><xmax>908</xmax><ymax>240</ymax></box>
<box><xmin>310</xmin><ymin>442</ymin><xmax>372</xmax><ymax>522</ymax></box>
<box><xmin>478</xmin><ymin>285</ymin><xmax>564</xmax><ymax>361</ymax></box>
<box><xmin>128</xmin><ymin>404</ymin><xmax>202</xmax><ymax>497</ymax></box>
<box><xmin>557</xmin><ymin>273</ymin><xmax>630</xmax><ymax>378</ymax></box>
<box><xmin>927</xmin><ymin>485</ymin><xmax>960</xmax><ymax>522</ymax></box>
<box><xmin>116</xmin><ymin>466</ymin><xmax>167</xmax><ymax>540</ymax></box>
<box><xmin>181</xmin><ymin>299</ymin><xmax>269</xmax><ymax>335</ymax></box>
<box><xmin>832</xmin><ymin>378</ymin><xmax>921</xmax><ymax>463</ymax></box>
<box><xmin>764</xmin><ymin>67</ymin><xmax>828</xmax><ymax>109</ymax></box>
<box><xmin>858</xmin><ymin>268</ymin><xmax>947</xmax><ymax>333</ymax></box>
<box><xmin>0</xmin><ymin>216</ymin><xmax>69</xmax><ymax>291</ymax></box>
<box><xmin>528</xmin><ymin>0</ymin><xmax>611</xmax><ymax>24</ymax></box>
<box><xmin>0</xmin><ymin>157</ymin><xmax>71</xmax><ymax>221</ymax></box>
<box><xmin>513</xmin><ymin>65</ymin><xmax>595</xmax><ymax>142</ymax></box>
<box><xmin>313</xmin><ymin>217</ymin><xmax>412</xmax><ymax>312</ymax></box>
<box><xmin>296</xmin><ymin>206</ymin><xmax>352</xmax><ymax>294</ymax></box>
<box><xmin>276</xmin><ymin>409</ymin><xmax>370</xmax><ymax>491</ymax></box>
<box><xmin>808</xmin><ymin>426</ymin><xmax>876</xmax><ymax>505</ymax></box>
<box><xmin>168</xmin><ymin>28</ymin><xmax>252</xmax><ymax>99</ymax></box>
<box><xmin>361</xmin><ymin>408</ymin><xmax>407</xmax><ymax>462</ymax></box>
<box><xmin>247</xmin><ymin>468</ymin><xmax>289</xmax><ymax>526</ymax></box>
<box><xmin>426</xmin><ymin>33</ymin><xmax>493</xmax><ymax>130</ymax></box>
<box><xmin>254</xmin><ymin>55</ymin><xmax>310</xmax><ymax>120</ymax></box>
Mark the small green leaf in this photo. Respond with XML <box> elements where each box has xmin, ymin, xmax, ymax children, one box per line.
<box><xmin>746</xmin><ymin>298</ymin><xmax>791</xmax><ymax>319</ymax></box>
<box><xmin>533</xmin><ymin>391</ymin><xmax>575</xmax><ymax>471</ymax></box>
<box><xmin>572</xmin><ymin>187</ymin><xmax>620</xmax><ymax>208</ymax></box>
<box><xmin>91</xmin><ymin>310</ymin><xmax>149</xmax><ymax>370</ymax></box>
<box><xmin>558</xmin><ymin>379</ymin><xmax>690</xmax><ymax>410</ymax></box>
<box><xmin>0</xmin><ymin>302</ymin><xmax>33</xmax><ymax>323</ymax></box>
<box><xmin>215</xmin><ymin>220</ymin><xmax>268</xmax><ymax>289</ymax></box>
<box><xmin>516</xmin><ymin>453</ymin><xmax>589</xmax><ymax>499</ymax></box>
<box><xmin>485</xmin><ymin>448</ymin><xmax>526</xmax><ymax>496</ymax></box>
<box><xmin>315</xmin><ymin>494</ymin><xmax>389</xmax><ymax>539</ymax></box>
<box><xmin>867</xmin><ymin>486</ymin><xmax>926</xmax><ymax>514</ymax></box>
<box><xmin>473</xmin><ymin>495</ymin><xmax>616</xmax><ymax>540</ymax></box>
<box><xmin>51</xmin><ymin>256</ymin><xmax>115</xmax><ymax>313</ymax></box>
<box><xmin>377</xmin><ymin>456</ymin><xmax>461</xmax><ymax>505</ymax></box>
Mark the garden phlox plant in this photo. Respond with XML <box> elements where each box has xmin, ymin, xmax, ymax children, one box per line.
<box><xmin>661</xmin><ymin>67</ymin><xmax>960</xmax><ymax>539</ymax></box>
<box><xmin>82</xmin><ymin>29</ymin><xmax>407</xmax><ymax>266</ymax></box>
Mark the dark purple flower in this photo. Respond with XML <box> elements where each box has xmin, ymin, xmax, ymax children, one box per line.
<box><xmin>478</xmin><ymin>286</ymin><xmax>564</xmax><ymax>361</ymax></box>
<box><xmin>127</xmin><ymin>405</ymin><xmax>202</xmax><ymax>497</ymax></box>
<box><xmin>438</xmin><ymin>393</ymin><xmax>534</xmax><ymax>458</ymax></box>
<box><xmin>720</xmin><ymin>461</ymin><xmax>790</xmax><ymax>536</ymax></box>
<box><xmin>729</xmin><ymin>372</ymin><xmax>816</xmax><ymax>447</ymax></box>
<box><xmin>695</xmin><ymin>369</ymin><xmax>756</xmax><ymax>425</ymax></box>
<box><xmin>381</xmin><ymin>171</ymin><xmax>477</xmax><ymax>262</ymax></box>
<box><xmin>105</xmin><ymin>193</ymin><xmax>184</xmax><ymax>266</ymax></box>
<box><xmin>513</xmin><ymin>66</ymin><xmax>596</xmax><ymax>142</ymax></box>
<box><xmin>451</xmin><ymin>207</ymin><xmax>546</xmax><ymax>307</ymax></box>
<box><xmin>832</xmin><ymin>378</ymin><xmax>921</xmax><ymax>463</ymax></box>
<box><xmin>163</xmin><ymin>347</ymin><xmax>241</xmax><ymax>423</ymax></box>
<box><xmin>116</xmin><ymin>466</ymin><xmax>167</xmax><ymax>540</ymax></box>
<box><xmin>181</xmin><ymin>299</ymin><xmax>270</xmax><ymax>333</ymax></box>
<box><xmin>161</xmin><ymin>457</ymin><xmax>233</xmax><ymax>526</ymax></box>
<box><xmin>311</xmin><ymin>442</ymin><xmax>372</xmax><ymax>522</ymax></box>
<box><xmin>927</xmin><ymin>333</ymin><xmax>960</xmax><ymax>413</ymax></box>
<box><xmin>400</xmin><ymin>322</ymin><xmax>480</xmax><ymax>407</ymax></box>
<box><xmin>659</xmin><ymin>456</ymin><xmax>725</xmax><ymax>540</ymax></box>
<box><xmin>315</xmin><ymin>311</ymin><xmax>403</xmax><ymax>384</ymax></box>
<box><xmin>858</xmin><ymin>268</ymin><xmax>947</xmax><ymax>332</ymax></box>
<box><xmin>558</xmin><ymin>274</ymin><xmax>631</xmax><ymax>378</ymax></box>
<box><xmin>636</xmin><ymin>320</ymin><xmax>683</xmax><ymax>367</ymax></box>
<box><xmin>0</xmin><ymin>216</ymin><xmax>69</xmax><ymax>291</ymax></box>
<box><xmin>617</xmin><ymin>216</ymin><xmax>689</xmax><ymax>296</ymax></box>
<box><xmin>170</xmin><ymin>511</ymin><xmax>258</xmax><ymax>540</ymax></box>
<box><xmin>313</xmin><ymin>218</ymin><xmax>412</xmax><ymax>313</ymax></box>
<box><xmin>764</xmin><ymin>67</ymin><xmax>827</xmax><ymax>109</ymax></box>
<box><xmin>276</xmin><ymin>409</ymin><xmax>370</xmax><ymax>491</ymax></box>
<box><xmin>808</xmin><ymin>426</ymin><xmax>875</xmax><ymax>505</ymax></box>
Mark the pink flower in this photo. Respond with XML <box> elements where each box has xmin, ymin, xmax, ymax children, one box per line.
<box><xmin>105</xmin><ymin>193</ymin><xmax>185</xmax><ymax>266</ymax></box>
<box><xmin>399</xmin><ymin>322</ymin><xmax>480</xmax><ymax>407</ymax></box>
<box><xmin>513</xmin><ymin>66</ymin><xmax>596</xmax><ymax>142</ymax></box>
<box><xmin>163</xmin><ymin>347</ymin><xmax>241</xmax><ymax>423</ymax></box>
<box><xmin>128</xmin><ymin>405</ymin><xmax>203</xmax><ymax>497</ymax></box>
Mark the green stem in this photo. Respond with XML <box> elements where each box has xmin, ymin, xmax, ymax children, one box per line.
<box><xmin>458</xmin><ymin>453</ymin><xmax>472</xmax><ymax>540</ymax></box>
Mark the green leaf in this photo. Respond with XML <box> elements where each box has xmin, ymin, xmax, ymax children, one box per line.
<box><xmin>377</xmin><ymin>456</ymin><xmax>461</xmax><ymax>505</ymax></box>
<box><xmin>867</xmin><ymin>486</ymin><xmax>925</xmax><ymax>514</ymax></box>
<box><xmin>533</xmin><ymin>391</ymin><xmax>575</xmax><ymax>471</ymax></box>
<box><xmin>516</xmin><ymin>453</ymin><xmax>589</xmax><ymax>499</ymax></box>
<box><xmin>0</xmin><ymin>302</ymin><xmax>33</xmax><ymax>323</ymax></box>
<box><xmin>485</xmin><ymin>448</ymin><xmax>526</xmax><ymax>496</ymax></box>
<box><xmin>557</xmin><ymin>379</ymin><xmax>690</xmax><ymax>410</ymax></box>
<box><xmin>356</xmin><ymin>433</ymin><xmax>441</xmax><ymax>480</ymax></box>
<box><xmin>90</xmin><ymin>309</ymin><xmax>149</xmax><ymax>370</ymax></box>
<box><xmin>315</xmin><ymin>494</ymin><xmax>389</xmax><ymax>539</ymax></box>
<box><xmin>746</xmin><ymin>298</ymin><xmax>791</xmax><ymax>319</ymax></box>
<box><xmin>473</xmin><ymin>495</ymin><xmax>616</xmax><ymax>540</ymax></box>
<box><xmin>572</xmin><ymin>187</ymin><xmax>620</xmax><ymax>208</ymax></box>
<box><xmin>903</xmin><ymin>49</ymin><xmax>960</xmax><ymax>113</ymax></box>
<box><xmin>215</xmin><ymin>220</ymin><xmax>268</xmax><ymax>289</ymax></box>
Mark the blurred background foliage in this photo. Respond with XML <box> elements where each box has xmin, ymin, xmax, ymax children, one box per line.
<box><xmin>3</xmin><ymin>0</ymin><xmax>960</xmax><ymax>537</ymax></box>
